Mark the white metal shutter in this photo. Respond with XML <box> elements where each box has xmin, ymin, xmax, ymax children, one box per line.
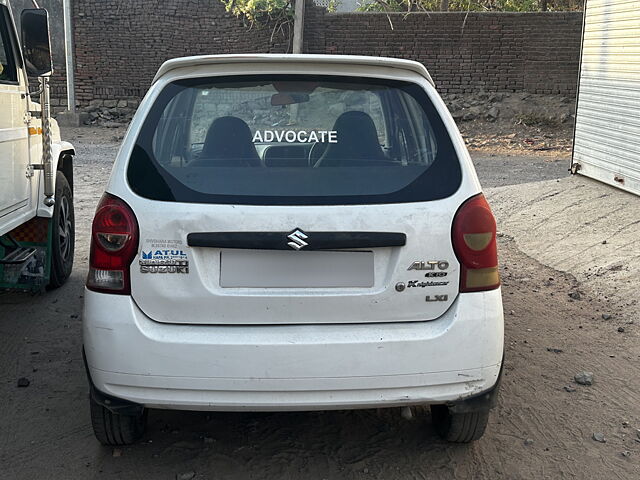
<box><xmin>573</xmin><ymin>0</ymin><xmax>640</xmax><ymax>196</ymax></box>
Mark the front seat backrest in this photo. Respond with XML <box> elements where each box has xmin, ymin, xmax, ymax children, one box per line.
<box><xmin>316</xmin><ymin>111</ymin><xmax>386</xmax><ymax>167</ymax></box>
<box><xmin>193</xmin><ymin>116</ymin><xmax>261</xmax><ymax>167</ymax></box>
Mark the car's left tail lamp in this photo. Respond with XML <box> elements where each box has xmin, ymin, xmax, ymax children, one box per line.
<box><xmin>87</xmin><ymin>194</ymin><xmax>139</xmax><ymax>294</ymax></box>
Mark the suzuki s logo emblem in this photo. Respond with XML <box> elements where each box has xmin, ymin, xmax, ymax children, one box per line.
<box><xmin>287</xmin><ymin>229</ymin><xmax>309</xmax><ymax>250</ymax></box>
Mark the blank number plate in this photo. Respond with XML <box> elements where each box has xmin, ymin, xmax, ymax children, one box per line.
<box><xmin>220</xmin><ymin>250</ymin><xmax>374</xmax><ymax>288</ymax></box>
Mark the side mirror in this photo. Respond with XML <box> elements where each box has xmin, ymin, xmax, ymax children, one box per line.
<box><xmin>20</xmin><ymin>9</ymin><xmax>53</xmax><ymax>77</ymax></box>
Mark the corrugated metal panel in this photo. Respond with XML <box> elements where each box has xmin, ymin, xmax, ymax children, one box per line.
<box><xmin>573</xmin><ymin>0</ymin><xmax>640</xmax><ymax>195</ymax></box>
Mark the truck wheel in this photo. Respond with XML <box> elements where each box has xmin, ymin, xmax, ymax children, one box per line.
<box><xmin>89</xmin><ymin>395</ymin><xmax>147</xmax><ymax>446</ymax></box>
<box><xmin>48</xmin><ymin>172</ymin><xmax>74</xmax><ymax>288</ymax></box>
<box><xmin>430</xmin><ymin>405</ymin><xmax>490</xmax><ymax>443</ymax></box>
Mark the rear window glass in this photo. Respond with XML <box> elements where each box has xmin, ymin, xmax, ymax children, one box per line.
<box><xmin>128</xmin><ymin>75</ymin><xmax>461</xmax><ymax>205</ymax></box>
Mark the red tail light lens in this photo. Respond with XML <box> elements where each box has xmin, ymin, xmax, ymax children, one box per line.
<box><xmin>87</xmin><ymin>194</ymin><xmax>139</xmax><ymax>294</ymax></box>
<box><xmin>452</xmin><ymin>193</ymin><xmax>500</xmax><ymax>292</ymax></box>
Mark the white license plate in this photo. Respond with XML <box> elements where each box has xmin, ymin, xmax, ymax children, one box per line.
<box><xmin>220</xmin><ymin>250</ymin><xmax>374</xmax><ymax>288</ymax></box>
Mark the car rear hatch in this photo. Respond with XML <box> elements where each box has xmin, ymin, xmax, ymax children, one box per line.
<box><xmin>117</xmin><ymin>67</ymin><xmax>472</xmax><ymax>325</ymax></box>
<box><xmin>129</xmin><ymin>200</ymin><xmax>461</xmax><ymax>325</ymax></box>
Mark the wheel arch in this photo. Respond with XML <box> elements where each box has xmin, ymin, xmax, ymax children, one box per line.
<box><xmin>37</xmin><ymin>142</ymin><xmax>75</xmax><ymax>217</ymax></box>
<box><xmin>57</xmin><ymin>149</ymin><xmax>75</xmax><ymax>193</ymax></box>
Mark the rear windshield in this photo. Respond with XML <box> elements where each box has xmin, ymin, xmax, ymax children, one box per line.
<box><xmin>128</xmin><ymin>75</ymin><xmax>461</xmax><ymax>205</ymax></box>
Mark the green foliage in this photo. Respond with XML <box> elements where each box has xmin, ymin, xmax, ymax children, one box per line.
<box><xmin>358</xmin><ymin>0</ymin><xmax>582</xmax><ymax>12</ymax></box>
<box><xmin>218</xmin><ymin>0</ymin><xmax>581</xmax><ymax>27</ymax></box>
<box><xmin>221</xmin><ymin>0</ymin><xmax>293</xmax><ymax>24</ymax></box>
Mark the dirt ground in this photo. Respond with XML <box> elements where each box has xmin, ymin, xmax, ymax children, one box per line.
<box><xmin>1</xmin><ymin>127</ymin><xmax>638</xmax><ymax>479</ymax></box>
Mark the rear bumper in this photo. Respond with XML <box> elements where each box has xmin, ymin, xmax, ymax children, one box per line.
<box><xmin>83</xmin><ymin>288</ymin><xmax>504</xmax><ymax>411</ymax></box>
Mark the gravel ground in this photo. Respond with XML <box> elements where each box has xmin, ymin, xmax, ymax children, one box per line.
<box><xmin>473</xmin><ymin>152</ymin><xmax>570</xmax><ymax>189</ymax></box>
<box><xmin>0</xmin><ymin>128</ymin><xmax>637</xmax><ymax>480</ymax></box>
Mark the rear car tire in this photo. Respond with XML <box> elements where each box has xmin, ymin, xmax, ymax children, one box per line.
<box><xmin>89</xmin><ymin>395</ymin><xmax>147</xmax><ymax>446</ymax></box>
<box><xmin>48</xmin><ymin>172</ymin><xmax>74</xmax><ymax>288</ymax></box>
<box><xmin>430</xmin><ymin>404</ymin><xmax>490</xmax><ymax>443</ymax></box>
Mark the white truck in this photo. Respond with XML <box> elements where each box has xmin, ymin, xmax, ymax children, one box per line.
<box><xmin>0</xmin><ymin>1</ymin><xmax>75</xmax><ymax>290</ymax></box>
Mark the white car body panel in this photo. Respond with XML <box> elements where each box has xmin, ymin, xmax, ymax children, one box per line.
<box><xmin>84</xmin><ymin>54</ymin><xmax>503</xmax><ymax>411</ymax></box>
<box><xmin>84</xmin><ymin>287</ymin><xmax>503</xmax><ymax>411</ymax></box>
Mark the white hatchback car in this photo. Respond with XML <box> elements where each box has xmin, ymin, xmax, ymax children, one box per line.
<box><xmin>83</xmin><ymin>54</ymin><xmax>504</xmax><ymax>446</ymax></box>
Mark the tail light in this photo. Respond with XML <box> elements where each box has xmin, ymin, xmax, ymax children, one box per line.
<box><xmin>452</xmin><ymin>193</ymin><xmax>500</xmax><ymax>292</ymax></box>
<box><xmin>86</xmin><ymin>193</ymin><xmax>139</xmax><ymax>294</ymax></box>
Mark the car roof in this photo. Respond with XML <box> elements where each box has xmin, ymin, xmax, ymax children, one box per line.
<box><xmin>152</xmin><ymin>54</ymin><xmax>435</xmax><ymax>86</ymax></box>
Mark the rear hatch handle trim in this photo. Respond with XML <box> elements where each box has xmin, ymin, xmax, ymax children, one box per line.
<box><xmin>187</xmin><ymin>231</ymin><xmax>407</xmax><ymax>250</ymax></box>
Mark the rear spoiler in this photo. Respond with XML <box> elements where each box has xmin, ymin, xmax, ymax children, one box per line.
<box><xmin>152</xmin><ymin>54</ymin><xmax>435</xmax><ymax>87</ymax></box>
